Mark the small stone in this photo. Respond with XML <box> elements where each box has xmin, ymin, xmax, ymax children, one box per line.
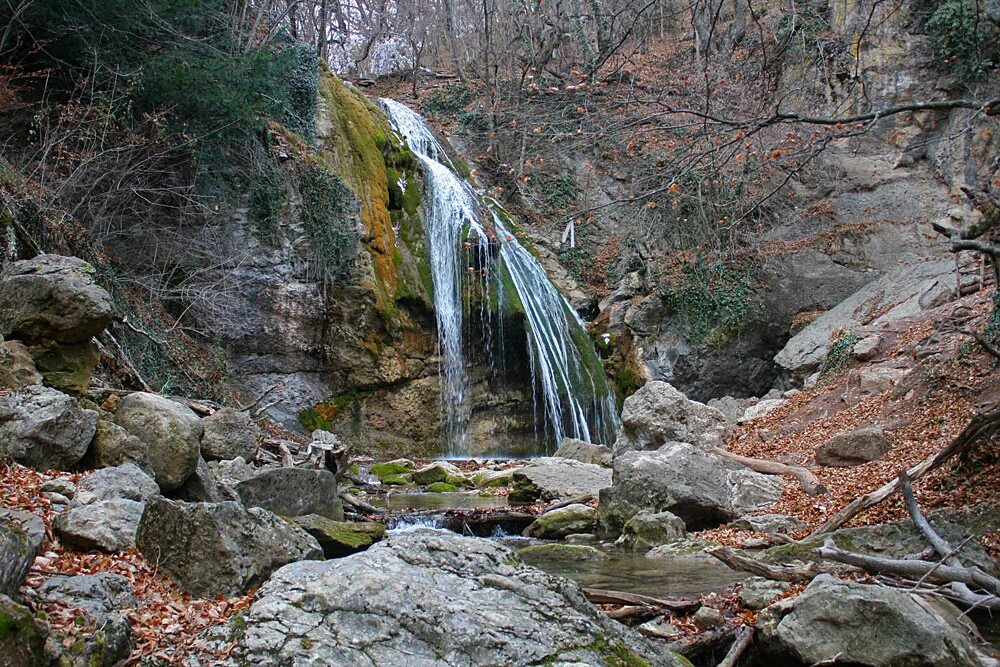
<box><xmin>43</xmin><ymin>492</ymin><xmax>71</xmax><ymax>505</ymax></box>
<box><xmin>638</xmin><ymin>617</ymin><xmax>680</xmax><ymax>639</ymax></box>
<box><xmin>40</xmin><ymin>479</ymin><xmax>76</xmax><ymax>498</ymax></box>
<box><xmin>853</xmin><ymin>335</ymin><xmax>881</xmax><ymax>361</ymax></box>
<box><xmin>564</xmin><ymin>533</ymin><xmax>597</xmax><ymax>544</ymax></box>
<box><xmin>692</xmin><ymin>606</ymin><xmax>724</xmax><ymax>629</ymax></box>
<box><xmin>815</xmin><ymin>427</ymin><xmax>891</xmax><ymax>467</ymax></box>
<box><xmin>738</xmin><ymin>576</ymin><xmax>791</xmax><ymax>610</ymax></box>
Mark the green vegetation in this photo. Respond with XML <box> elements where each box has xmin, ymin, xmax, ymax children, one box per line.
<box><xmin>422</xmin><ymin>83</ymin><xmax>474</xmax><ymax>118</ymax></box>
<box><xmin>660</xmin><ymin>258</ymin><xmax>763</xmax><ymax>346</ymax></box>
<box><xmin>369</xmin><ymin>462</ymin><xmax>412</xmax><ymax>479</ymax></box>
<box><xmin>427</xmin><ymin>482</ymin><xmax>459</xmax><ymax>493</ymax></box>
<box><xmin>821</xmin><ymin>332</ymin><xmax>861</xmax><ymax>376</ymax></box>
<box><xmin>299</xmin><ymin>164</ymin><xmax>358</xmax><ymax>282</ymax></box>
<box><xmin>919</xmin><ymin>0</ymin><xmax>997</xmax><ymax>81</ymax></box>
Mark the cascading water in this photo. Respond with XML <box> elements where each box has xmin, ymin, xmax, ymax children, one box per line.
<box><xmin>380</xmin><ymin>98</ymin><xmax>620</xmax><ymax>456</ymax></box>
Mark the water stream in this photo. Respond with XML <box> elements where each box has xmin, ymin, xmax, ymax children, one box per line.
<box><xmin>380</xmin><ymin>99</ymin><xmax>620</xmax><ymax>456</ymax></box>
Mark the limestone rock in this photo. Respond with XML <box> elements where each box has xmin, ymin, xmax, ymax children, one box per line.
<box><xmin>815</xmin><ymin>427</ymin><xmax>891</xmax><ymax>467</ymax></box>
<box><xmin>135</xmin><ymin>497</ymin><xmax>322</xmax><ymax>598</ymax></box>
<box><xmin>757</xmin><ymin>574</ymin><xmax>995</xmax><ymax>666</ymax></box>
<box><xmin>0</xmin><ymin>254</ymin><xmax>113</xmax><ymax>344</ymax></box>
<box><xmin>523</xmin><ymin>504</ymin><xmax>598</xmax><ymax>539</ymax></box>
<box><xmin>645</xmin><ymin>537</ymin><xmax>725</xmax><ymax>567</ymax></box>
<box><xmin>235</xmin><ymin>467</ymin><xmax>342</xmax><ymax>519</ymax></box>
<box><xmin>207</xmin><ymin>457</ymin><xmax>255</xmax><ymax>499</ymax></box>
<box><xmin>231</xmin><ymin>530</ymin><xmax>682</xmax><ymax>666</ymax></box>
<box><xmin>1</xmin><ymin>510</ymin><xmax>43</xmax><ymax>598</ymax></box>
<box><xmin>114</xmin><ymin>392</ymin><xmax>203</xmax><ymax>491</ymax></box>
<box><xmin>738</xmin><ymin>577</ymin><xmax>791</xmax><ymax>610</ymax></box>
<box><xmin>53</xmin><ymin>499</ymin><xmax>144</xmax><ymax>552</ymax></box>
<box><xmin>200</xmin><ymin>408</ymin><xmax>260</xmax><ymax>462</ymax></box>
<box><xmin>0</xmin><ymin>385</ymin><xmax>97</xmax><ymax>470</ymax></box>
<box><xmin>85</xmin><ymin>419</ymin><xmax>151</xmax><ymax>471</ymax></box>
<box><xmin>76</xmin><ymin>463</ymin><xmax>159</xmax><ymax>503</ymax></box>
<box><xmin>621</xmin><ymin>510</ymin><xmax>686</xmax><ymax>549</ymax></box>
<box><xmin>553</xmin><ymin>438</ymin><xmax>612</xmax><ymax>467</ymax></box>
<box><xmin>509</xmin><ymin>457</ymin><xmax>612</xmax><ymax>504</ymax></box>
<box><xmin>599</xmin><ymin>443</ymin><xmax>779</xmax><ymax>533</ymax></box>
<box><xmin>293</xmin><ymin>515</ymin><xmax>386</xmax><ymax>558</ymax></box>
<box><xmin>38</xmin><ymin>573</ymin><xmax>134</xmax><ymax>667</ymax></box>
<box><xmin>857</xmin><ymin>366</ymin><xmax>910</xmax><ymax>396</ymax></box>
<box><xmin>614</xmin><ymin>381</ymin><xmax>729</xmax><ymax>454</ymax></box>
<box><xmin>0</xmin><ymin>339</ymin><xmax>42</xmax><ymax>389</ymax></box>
<box><xmin>0</xmin><ymin>593</ymin><xmax>48</xmax><ymax>666</ymax></box>
<box><xmin>727</xmin><ymin>468</ymin><xmax>785</xmax><ymax>514</ymax></box>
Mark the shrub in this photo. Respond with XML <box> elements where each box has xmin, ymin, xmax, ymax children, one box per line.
<box><xmin>923</xmin><ymin>0</ymin><xmax>996</xmax><ymax>81</ymax></box>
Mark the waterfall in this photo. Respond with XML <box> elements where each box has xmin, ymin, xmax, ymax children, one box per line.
<box><xmin>380</xmin><ymin>99</ymin><xmax>620</xmax><ymax>455</ymax></box>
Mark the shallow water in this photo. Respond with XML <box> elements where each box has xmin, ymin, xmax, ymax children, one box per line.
<box><xmin>526</xmin><ymin>550</ymin><xmax>747</xmax><ymax>598</ymax></box>
<box><xmin>371</xmin><ymin>492</ymin><xmax>510</xmax><ymax>511</ymax></box>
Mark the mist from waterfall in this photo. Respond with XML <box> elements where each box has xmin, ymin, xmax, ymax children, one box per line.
<box><xmin>380</xmin><ymin>98</ymin><xmax>620</xmax><ymax>456</ymax></box>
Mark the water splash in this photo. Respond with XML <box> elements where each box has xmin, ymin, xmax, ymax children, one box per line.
<box><xmin>380</xmin><ymin>98</ymin><xmax>620</xmax><ymax>455</ymax></box>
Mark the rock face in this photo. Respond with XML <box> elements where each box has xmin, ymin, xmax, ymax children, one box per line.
<box><xmin>757</xmin><ymin>575</ymin><xmax>995</xmax><ymax>666</ymax></box>
<box><xmin>599</xmin><ymin>443</ymin><xmax>781</xmax><ymax>532</ymax></box>
<box><xmin>232</xmin><ymin>530</ymin><xmax>683</xmax><ymax>666</ymax></box>
<box><xmin>553</xmin><ymin>438</ymin><xmax>612</xmax><ymax>467</ymax></box>
<box><xmin>38</xmin><ymin>573</ymin><xmax>135</xmax><ymax>667</ymax></box>
<box><xmin>0</xmin><ymin>255</ymin><xmax>113</xmax><ymax>344</ymax></box>
<box><xmin>1</xmin><ymin>510</ymin><xmax>43</xmax><ymax>598</ymax></box>
<box><xmin>815</xmin><ymin>427</ymin><xmax>891</xmax><ymax>467</ymax></box>
<box><xmin>200</xmin><ymin>408</ymin><xmax>260</xmax><ymax>461</ymax></box>
<box><xmin>0</xmin><ymin>339</ymin><xmax>42</xmax><ymax>389</ymax></box>
<box><xmin>523</xmin><ymin>504</ymin><xmax>598</xmax><ymax>539</ymax></box>
<box><xmin>613</xmin><ymin>381</ymin><xmax>730</xmax><ymax>454</ymax></box>
<box><xmin>114</xmin><ymin>392</ymin><xmax>203</xmax><ymax>491</ymax></box>
<box><xmin>53</xmin><ymin>498</ymin><xmax>145</xmax><ymax>552</ymax></box>
<box><xmin>235</xmin><ymin>467</ymin><xmax>342</xmax><ymax>519</ymax></box>
<box><xmin>135</xmin><ymin>497</ymin><xmax>322</xmax><ymax>597</ymax></box>
<box><xmin>0</xmin><ymin>385</ymin><xmax>97</xmax><ymax>470</ymax></box>
<box><xmin>509</xmin><ymin>457</ymin><xmax>612</xmax><ymax>504</ymax></box>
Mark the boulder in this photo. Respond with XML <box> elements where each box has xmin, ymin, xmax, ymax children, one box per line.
<box><xmin>200</xmin><ymin>408</ymin><xmax>260</xmax><ymax>462</ymax></box>
<box><xmin>293</xmin><ymin>515</ymin><xmax>386</xmax><ymax>558</ymax></box>
<box><xmin>738</xmin><ymin>576</ymin><xmax>791</xmax><ymax>610</ymax></box>
<box><xmin>599</xmin><ymin>443</ymin><xmax>780</xmax><ymax>532</ymax></box>
<box><xmin>856</xmin><ymin>365</ymin><xmax>909</xmax><ymax>396</ymax></box>
<box><xmin>53</xmin><ymin>499</ymin><xmax>144</xmax><ymax>552</ymax></box>
<box><xmin>1</xmin><ymin>510</ymin><xmax>44</xmax><ymax>598</ymax></box>
<box><xmin>0</xmin><ymin>385</ymin><xmax>97</xmax><ymax>470</ymax></box>
<box><xmin>815</xmin><ymin>427</ymin><xmax>891</xmax><ymax>467</ymax></box>
<box><xmin>0</xmin><ymin>593</ymin><xmax>47</xmax><ymax>666</ymax></box>
<box><xmin>135</xmin><ymin>497</ymin><xmax>322</xmax><ymax>597</ymax></box>
<box><xmin>411</xmin><ymin>460</ymin><xmax>467</xmax><ymax>486</ymax></box>
<box><xmin>509</xmin><ymin>457</ymin><xmax>612</xmax><ymax>504</ymax></box>
<box><xmin>114</xmin><ymin>392</ymin><xmax>202</xmax><ymax>491</ymax></box>
<box><xmin>727</xmin><ymin>468</ymin><xmax>785</xmax><ymax>514</ymax></box>
<box><xmin>76</xmin><ymin>463</ymin><xmax>159</xmax><ymax>503</ymax></box>
<box><xmin>523</xmin><ymin>504</ymin><xmax>598</xmax><ymax>539</ymax></box>
<box><xmin>470</xmin><ymin>468</ymin><xmax>514</xmax><ymax>488</ymax></box>
<box><xmin>0</xmin><ymin>339</ymin><xmax>42</xmax><ymax>389</ymax></box>
<box><xmin>0</xmin><ymin>255</ymin><xmax>113</xmax><ymax>344</ymax></box>
<box><xmin>207</xmin><ymin>457</ymin><xmax>255</xmax><ymax>498</ymax></box>
<box><xmin>231</xmin><ymin>531</ymin><xmax>683</xmax><ymax>666</ymax></box>
<box><xmin>172</xmin><ymin>457</ymin><xmax>231</xmax><ymax>502</ymax></box>
<box><xmin>621</xmin><ymin>510</ymin><xmax>686</xmax><ymax>549</ymax></box>
<box><xmin>517</xmin><ymin>543</ymin><xmax>610</xmax><ymax>562</ymax></box>
<box><xmin>553</xmin><ymin>438</ymin><xmax>613</xmax><ymax>467</ymax></box>
<box><xmin>235</xmin><ymin>467</ymin><xmax>343</xmax><ymax>519</ymax></box>
<box><xmin>757</xmin><ymin>574</ymin><xmax>995</xmax><ymax>666</ymax></box>
<box><xmin>25</xmin><ymin>338</ymin><xmax>100</xmax><ymax>395</ymax></box>
<box><xmin>853</xmin><ymin>335</ymin><xmax>882</xmax><ymax>360</ymax></box>
<box><xmin>85</xmin><ymin>419</ymin><xmax>151</xmax><ymax>471</ymax></box>
<box><xmin>730</xmin><ymin>514</ymin><xmax>806</xmax><ymax>535</ymax></box>
<box><xmin>38</xmin><ymin>573</ymin><xmax>134</xmax><ymax>667</ymax></box>
<box><xmin>613</xmin><ymin>381</ymin><xmax>729</xmax><ymax>454</ymax></box>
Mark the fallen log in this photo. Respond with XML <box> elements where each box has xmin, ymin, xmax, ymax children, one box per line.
<box><xmin>605</xmin><ymin>605</ymin><xmax>655</xmax><ymax>621</ymax></box>
<box><xmin>809</xmin><ymin>410</ymin><xmax>1000</xmax><ymax>536</ymax></box>
<box><xmin>710</xmin><ymin>447</ymin><xmax>827</xmax><ymax>497</ymax></box>
<box><xmin>704</xmin><ymin>545</ymin><xmax>824</xmax><ymax>582</ymax></box>
<box><xmin>581</xmin><ymin>588</ymin><xmax>700</xmax><ymax>613</ymax></box>
<box><xmin>339</xmin><ymin>492</ymin><xmax>385</xmax><ymax>515</ymax></box>
<box><xmin>718</xmin><ymin>624</ymin><xmax>753</xmax><ymax>667</ymax></box>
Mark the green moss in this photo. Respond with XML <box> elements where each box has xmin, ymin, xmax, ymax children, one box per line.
<box><xmin>820</xmin><ymin>332</ymin><xmax>861</xmax><ymax>377</ymax></box>
<box><xmin>427</xmin><ymin>482</ymin><xmax>459</xmax><ymax>493</ymax></box>
<box><xmin>370</xmin><ymin>462</ymin><xmax>412</xmax><ymax>478</ymax></box>
<box><xmin>516</xmin><ymin>544</ymin><xmax>609</xmax><ymax>562</ymax></box>
<box><xmin>300</xmin><ymin>389</ymin><xmax>373</xmax><ymax>432</ymax></box>
<box><xmin>380</xmin><ymin>473</ymin><xmax>413</xmax><ymax>486</ymax></box>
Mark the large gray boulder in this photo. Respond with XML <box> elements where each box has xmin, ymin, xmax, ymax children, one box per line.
<box><xmin>599</xmin><ymin>443</ymin><xmax>781</xmax><ymax>532</ymax></box>
<box><xmin>0</xmin><ymin>510</ymin><xmax>44</xmax><ymax>598</ymax></box>
<box><xmin>554</xmin><ymin>438</ymin><xmax>612</xmax><ymax>467</ymax></box>
<box><xmin>53</xmin><ymin>498</ymin><xmax>145</xmax><ymax>552</ymax></box>
<box><xmin>231</xmin><ymin>530</ymin><xmax>685</xmax><ymax>666</ymax></box>
<box><xmin>815</xmin><ymin>426</ymin><xmax>891</xmax><ymax>467</ymax></box>
<box><xmin>0</xmin><ymin>255</ymin><xmax>113</xmax><ymax>344</ymax></box>
<box><xmin>235</xmin><ymin>467</ymin><xmax>342</xmax><ymax>519</ymax></box>
<box><xmin>0</xmin><ymin>339</ymin><xmax>42</xmax><ymax>389</ymax></box>
<box><xmin>757</xmin><ymin>574</ymin><xmax>997</xmax><ymax>666</ymax></box>
<box><xmin>200</xmin><ymin>408</ymin><xmax>260</xmax><ymax>462</ymax></box>
<box><xmin>135</xmin><ymin>496</ymin><xmax>322</xmax><ymax>598</ymax></box>
<box><xmin>509</xmin><ymin>457</ymin><xmax>612</xmax><ymax>504</ymax></box>
<box><xmin>85</xmin><ymin>419</ymin><xmax>150</xmax><ymax>471</ymax></box>
<box><xmin>76</xmin><ymin>463</ymin><xmax>159</xmax><ymax>503</ymax></box>
<box><xmin>0</xmin><ymin>385</ymin><xmax>97</xmax><ymax>470</ymax></box>
<box><xmin>38</xmin><ymin>573</ymin><xmax>134</xmax><ymax>667</ymax></box>
<box><xmin>114</xmin><ymin>392</ymin><xmax>202</xmax><ymax>491</ymax></box>
<box><xmin>613</xmin><ymin>381</ymin><xmax>730</xmax><ymax>454</ymax></box>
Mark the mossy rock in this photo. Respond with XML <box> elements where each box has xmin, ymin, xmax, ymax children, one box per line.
<box><xmin>471</xmin><ymin>469</ymin><xmax>514</xmax><ymax>488</ymax></box>
<box><xmin>0</xmin><ymin>594</ymin><xmax>47</xmax><ymax>667</ymax></box>
<box><xmin>523</xmin><ymin>504</ymin><xmax>597</xmax><ymax>540</ymax></box>
<box><xmin>370</xmin><ymin>462</ymin><xmax>412</xmax><ymax>480</ymax></box>
<box><xmin>411</xmin><ymin>461</ymin><xmax>464</xmax><ymax>485</ymax></box>
<box><xmin>380</xmin><ymin>474</ymin><xmax>413</xmax><ymax>486</ymax></box>
<box><xmin>294</xmin><ymin>515</ymin><xmax>386</xmax><ymax>558</ymax></box>
<box><xmin>426</xmin><ymin>482</ymin><xmax>459</xmax><ymax>493</ymax></box>
<box><xmin>517</xmin><ymin>543</ymin><xmax>609</xmax><ymax>563</ymax></box>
